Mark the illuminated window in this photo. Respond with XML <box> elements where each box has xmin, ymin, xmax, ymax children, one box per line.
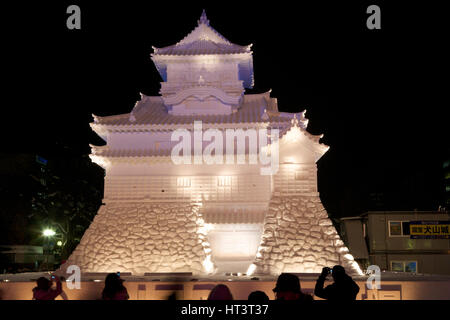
<box><xmin>405</xmin><ymin>261</ymin><xmax>417</xmax><ymax>273</ymax></box>
<box><xmin>391</xmin><ymin>261</ymin><xmax>403</xmax><ymax>272</ymax></box>
<box><xmin>389</xmin><ymin>221</ymin><xmax>402</xmax><ymax>236</ymax></box>
<box><xmin>177</xmin><ymin>177</ymin><xmax>191</xmax><ymax>187</ymax></box>
<box><xmin>390</xmin><ymin>261</ymin><xmax>417</xmax><ymax>273</ymax></box>
<box><xmin>217</xmin><ymin>176</ymin><xmax>232</xmax><ymax>187</ymax></box>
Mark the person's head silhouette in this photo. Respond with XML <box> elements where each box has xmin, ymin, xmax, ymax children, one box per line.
<box><xmin>36</xmin><ymin>277</ymin><xmax>52</xmax><ymax>291</ymax></box>
<box><xmin>102</xmin><ymin>273</ymin><xmax>128</xmax><ymax>300</ymax></box>
<box><xmin>104</xmin><ymin>273</ymin><xmax>123</xmax><ymax>289</ymax></box>
<box><xmin>273</xmin><ymin>273</ymin><xmax>313</xmax><ymax>301</ymax></box>
<box><xmin>273</xmin><ymin>273</ymin><xmax>301</xmax><ymax>295</ymax></box>
<box><xmin>248</xmin><ymin>290</ymin><xmax>269</xmax><ymax>302</ymax></box>
<box><xmin>332</xmin><ymin>265</ymin><xmax>350</xmax><ymax>283</ymax></box>
<box><xmin>208</xmin><ymin>284</ymin><xmax>233</xmax><ymax>300</ymax></box>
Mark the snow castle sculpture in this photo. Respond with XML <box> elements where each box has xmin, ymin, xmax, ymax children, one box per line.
<box><xmin>62</xmin><ymin>11</ymin><xmax>362</xmax><ymax>276</ymax></box>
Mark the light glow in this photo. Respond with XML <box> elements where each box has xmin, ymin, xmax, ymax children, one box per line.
<box><xmin>202</xmin><ymin>255</ymin><xmax>214</xmax><ymax>274</ymax></box>
<box><xmin>43</xmin><ymin>229</ymin><xmax>56</xmax><ymax>237</ymax></box>
<box><xmin>283</xmin><ymin>125</ymin><xmax>303</xmax><ymax>143</ymax></box>
<box><xmin>246</xmin><ymin>263</ymin><xmax>257</xmax><ymax>276</ymax></box>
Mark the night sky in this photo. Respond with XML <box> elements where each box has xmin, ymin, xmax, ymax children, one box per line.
<box><xmin>2</xmin><ymin>1</ymin><xmax>449</xmax><ymax>223</ymax></box>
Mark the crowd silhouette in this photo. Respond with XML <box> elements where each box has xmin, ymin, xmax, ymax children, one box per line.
<box><xmin>22</xmin><ymin>265</ymin><xmax>359</xmax><ymax>300</ymax></box>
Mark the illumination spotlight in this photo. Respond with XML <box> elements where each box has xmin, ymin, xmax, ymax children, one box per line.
<box><xmin>43</xmin><ymin>229</ymin><xmax>56</xmax><ymax>237</ymax></box>
<box><xmin>56</xmin><ymin>241</ymin><xmax>63</xmax><ymax>246</ymax></box>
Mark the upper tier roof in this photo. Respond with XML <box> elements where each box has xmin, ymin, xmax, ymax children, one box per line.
<box><xmin>90</xmin><ymin>92</ymin><xmax>328</xmax><ymax>160</ymax></box>
<box><xmin>92</xmin><ymin>93</ymin><xmax>296</xmax><ymax>127</ymax></box>
<box><xmin>152</xmin><ymin>10</ymin><xmax>252</xmax><ymax>56</ymax></box>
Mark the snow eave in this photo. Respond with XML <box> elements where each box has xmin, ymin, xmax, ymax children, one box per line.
<box><xmin>89</xmin><ymin>120</ymin><xmax>290</xmax><ymax>132</ymax></box>
<box><xmin>90</xmin><ymin>122</ymin><xmax>108</xmax><ymax>142</ymax></box>
<box><xmin>279</xmin><ymin>122</ymin><xmax>330</xmax><ymax>158</ymax></box>
<box><xmin>151</xmin><ymin>51</ymin><xmax>252</xmax><ymax>59</ymax></box>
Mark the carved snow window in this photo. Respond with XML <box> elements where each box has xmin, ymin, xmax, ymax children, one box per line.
<box><xmin>217</xmin><ymin>176</ymin><xmax>232</xmax><ymax>187</ymax></box>
<box><xmin>177</xmin><ymin>177</ymin><xmax>191</xmax><ymax>188</ymax></box>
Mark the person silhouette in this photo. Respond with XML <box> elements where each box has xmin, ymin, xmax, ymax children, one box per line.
<box><xmin>248</xmin><ymin>290</ymin><xmax>270</xmax><ymax>302</ymax></box>
<box><xmin>273</xmin><ymin>273</ymin><xmax>313</xmax><ymax>302</ymax></box>
<box><xmin>32</xmin><ymin>274</ymin><xmax>62</xmax><ymax>300</ymax></box>
<box><xmin>314</xmin><ymin>265</ymin><xmax>360</xmax><ymax>300</ymax></box>
<box><xmin>207</xmin><ymin>284</ymin><xmax>233</xmax><ymax>300</ymax></box>
<box><xmin>101</xmin><ymin>273</ymin><xmax>129</xmax><ymax>300</ymax></box>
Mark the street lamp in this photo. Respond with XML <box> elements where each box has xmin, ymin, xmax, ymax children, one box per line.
<box><xmin>42</xmin><ymin>229</ymin><xmax>56</xmax><ymax>271</ymax></box>
<box><xmin>43</xmin><ymin>229</ymin><xmax>56</xmax><ymax>237</ymax></box>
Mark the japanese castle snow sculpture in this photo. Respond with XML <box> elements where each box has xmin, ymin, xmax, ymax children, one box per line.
<box><xmin>62</xmin><ymin>11</ymin><xmax>362</xmax><ymax>276</ymax></box>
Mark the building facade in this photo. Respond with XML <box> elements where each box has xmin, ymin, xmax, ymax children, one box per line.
<box><xmin>61</xmin><ymin>11</ymin><xmax>361</xmax><ymax>276</ymax></box>
<box><xmin>341</xmin><ymin>211</ymin><xmax>450</xmax><ymax>275</ymax></box>
<box><xmin>444</xmin><ymin>159</ymin><xmax>450</xmax><ymax>208</ymax></box>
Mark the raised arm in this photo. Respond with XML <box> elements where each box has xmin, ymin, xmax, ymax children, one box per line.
<box><xmin>314</xmin><ymin>267</ymin><xmax>331</xmax><ymax>300</ymax></box>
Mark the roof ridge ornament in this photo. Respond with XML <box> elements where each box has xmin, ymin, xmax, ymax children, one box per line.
<box><xmin>198</xmin><ymin>9</ymin><xmax>210</xmax><ymax>26</ymax></box>
<box><xmin>261</xmin><ymin>108</ymin><xmax>269</xmax><ymax>121</ymax></box>
<box><xmin>300</xmin><ymin>109</ymin><xmax>307</xmax><ymax>119</ymax></box>
<box><xmin>291</xmin><ymin>114</ymin><xmax>299</xmax><ymax>126</ymax></box>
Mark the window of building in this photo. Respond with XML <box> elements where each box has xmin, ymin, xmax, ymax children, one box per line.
<box><xmin>391</xmin><ymin>261</ymin><xmax>404</xmax><ymax>272</ymax></box>
<box><xmin>388</xmin><ymin>221</ymin><xmax>410</xmax><ymax>237</ymax></box>
<box><xmin>389</xmin><ymin>221</ymin><xmax>402</xmax><ymax>236</ymax></box>
<box><xmin>390</xmin><ymin>261</ymin><xmax>417</xmax><ymax>273</ymax></box>
<box><xmin>402</xmin><ymin>221</ymin><xmax>410</xmax><ymax>235</ymax></box>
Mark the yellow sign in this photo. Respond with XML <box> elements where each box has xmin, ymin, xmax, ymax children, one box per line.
<box><xmin>410</xmin><ymin>221</ymin><xmax>450</xmax><ymax>239</ymax></box>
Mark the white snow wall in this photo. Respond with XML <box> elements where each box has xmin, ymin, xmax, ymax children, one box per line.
<box><xmin>62</xmin><ymin>203</ymin><xmax>210</xmax><ymax>275</ymax></box>
<box><xmin>252</xmin><ymin>195</ymin><xmax>362</xmax><ymax>275</ymax></box>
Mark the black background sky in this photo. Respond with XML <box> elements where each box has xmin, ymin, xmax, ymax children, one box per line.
<box><xmin>2</xmin><ymin>1</ymin><xmax>449</xmax><ymax>218</ymax></box>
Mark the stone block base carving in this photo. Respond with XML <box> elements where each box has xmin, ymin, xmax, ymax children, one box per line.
<box><xmin>60</xmin><ymin>202</ymin><xmax>211</xmax><ymax>275</ymax></box>
<box><xmin>252</xmin><ymin>195</ymin><xmax>362</xmax><ymax>276</ymax></box>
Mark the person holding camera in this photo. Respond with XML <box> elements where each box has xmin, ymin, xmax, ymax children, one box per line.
<box><xmin>32</xmin><ymin>274</ymin><xmax>63</xmax><ymax>300</ymax></box>
<box><xmin>314</xmin><ymin>265</ymin><xmax>360</xmax><ymax>301</ymax></box>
